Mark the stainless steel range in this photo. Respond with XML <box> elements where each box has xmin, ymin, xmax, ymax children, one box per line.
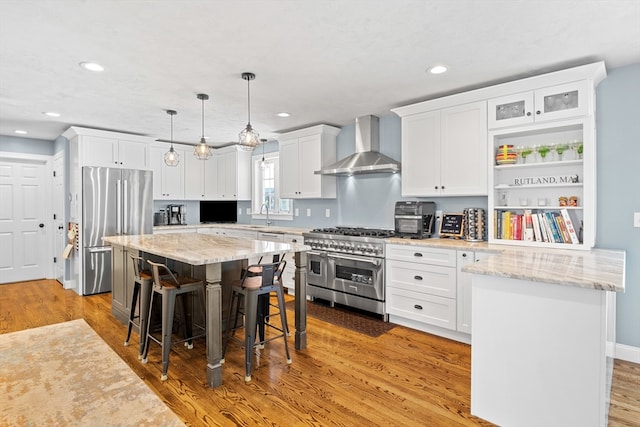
<box><xmin>303</xmin><ymin>227</ymin><xmax>394</xmax><ymax>318</ymax></box>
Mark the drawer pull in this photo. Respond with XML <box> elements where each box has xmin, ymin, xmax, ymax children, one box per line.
<box><xmin>414</xmin><ymin>304</ymin><xmax>423</xmax><ymax>310</ymax></box>
<box><xmin>414</xmin><ymin>275</ymin><xmax>423</xmax><ymax>281</ymax></box>
<box><xmin>414</xmin><ymin>252</ymin><xmax>423</xmax><ymax>257</ymax></box>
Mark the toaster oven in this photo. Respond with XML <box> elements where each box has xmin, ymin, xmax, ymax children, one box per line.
<box><xmin>394</xmin><ymin>201</ymin><xmax>436</xmax><ymax>239</ymax></box>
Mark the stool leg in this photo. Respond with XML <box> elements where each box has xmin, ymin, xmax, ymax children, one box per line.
<box><xmin>222</xmin><ymin>289</ymin><xmax>238</xmax><ymax>363</ymax></box>
<box><xmin>257</xmin><ymin>294</ymin><xmax>268</xmax><ymax>349</ymax></box>
<box><xmin>275</xmin><ymin>287</ymin><xmax>292</xmax><ymax>364</ymax></box>
<box><xmin>137</xmin><ymin>281</ymin><xmax>152</xmax><ymax>359</ymax></box>
<box><xmin>182</xmin><ymin>292</ymin><xmax>194</xmax><ymax>350</ymax></box>
<box><xmin>244</xmin><ymin>291</ymin><xmax>259</xmax><ymax>382</ymax></box>
<box><xmin>160</xmin><ymin>291</ymin><xmax>176</xmax><ymax>381</ymax></box>
<box><xmin>125</xmin><ymin>282</ymin><xmax>140</xmax><ymax>346</ymax></box>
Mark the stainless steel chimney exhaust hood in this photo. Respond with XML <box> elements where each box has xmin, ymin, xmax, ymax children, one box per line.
<box><xmin>314</xmin><ymin>115</ymin><xmax>401</xmax><ymax>175</ymax></box>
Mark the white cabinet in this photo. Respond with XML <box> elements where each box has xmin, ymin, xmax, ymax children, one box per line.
<box><xmin>64</xmin><ymin>127</ymin><xmax>152</xmax><ymax>170</ymax></box>
<box><xmin>488</xmin><ymin>80</ymin><xmax>591</xmax><ymax>129</ymax></box>
<box><xmin>150</xmin><ymin>145</ymin><xmax>185</xmax><ymax>200</ymax></box>
<box><xmin>386</xmin><ymin>244</ymin><xmax>458</xmax><ymax>332</ymax></box>
<box><xmin>183</xmin><ymin>146</ymin><xmax>250</xmax><ymax>201</ymax></box>
<box><xmin>456</xmin><ymin>250</ymin><xmax>491</xmax><ymax>334</ymax></box>
<box><xmin>397</xmin><ymin>101</ymin><xmax>487</xmax><ymax>197</ymax></box>
<box><xmin>215</xmin><ymin>148</ymin><xmax>251</xmax><ymax>200</ymax></box>
<box><xmin>278</xmin><ymin>125</ymin><xmax>340</xmax><ymax>199</ymax></box>
<box><xmin>80</xmin><ymin>135</ymin><xmax>149</xmax><ymax>169</ymax></box>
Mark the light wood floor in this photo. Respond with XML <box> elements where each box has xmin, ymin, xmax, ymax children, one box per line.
<box><xmin>1</xmin><ymin>280</ymin><xmax>638</xmax><ymax>426</ymax></box>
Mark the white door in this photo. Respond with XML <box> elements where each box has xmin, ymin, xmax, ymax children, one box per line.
<box><xmin>0</xmin><ymin>160</ymin><xmax>48</xmax><ymax>283</ymax></box>
<box><xmin>53</xmin><ymin>152</ymin><xmax>65</xmax><ymax>283</ymax></box>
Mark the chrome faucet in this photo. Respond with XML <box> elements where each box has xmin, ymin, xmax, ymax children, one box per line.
<box><xmin>260</xmin><ymin>203</ymin><xmax>271</xmax><ymax>227</ymax></box>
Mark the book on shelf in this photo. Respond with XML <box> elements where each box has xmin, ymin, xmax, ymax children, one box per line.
<box><xmin>494</xmin><ymin>208</ymin><xmax>582</xmax><ymax>245</ymax></box>
<box><xmin>560</xmin><ymin>208</ymin><xmax>581</xmax><ymax>244</ymax></box>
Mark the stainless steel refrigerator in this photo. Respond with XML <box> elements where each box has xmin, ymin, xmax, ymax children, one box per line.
<box><xmin>82</xmin><ymin>167</ymin><xmax>153</xmax><ymax>295</ymax></box>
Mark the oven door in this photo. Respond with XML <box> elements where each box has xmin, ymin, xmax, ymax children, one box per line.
<box><xmin>307</xmin><ymin>250</ymin><xmax>327</xmax><ymax>287</ymax></box>
<box><xmin>327</xmin><ymin>253</ymin><xmax>384</xmax><ymax>301</ymax></box>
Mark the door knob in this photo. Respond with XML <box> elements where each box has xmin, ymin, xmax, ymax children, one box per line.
<box><xmin>39</xmin><ymin>223</ymin><xmax>45</xmax><ymax>228</ymax></box>
<box><xmin>58</xmin><ymin>225</ymin><xmax>64</xmax><ymax>230</ymax></box>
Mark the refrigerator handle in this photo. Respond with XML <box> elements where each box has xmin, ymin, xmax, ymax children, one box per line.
<box><xmin>116</xmin><ymin>179</ymin><xmax>122</xmax><ymax>234</ymax></box>
<box><xmin>123</xmin><ymin>180</ymin><xmax>128</xmax><ymax>234</ymax></box>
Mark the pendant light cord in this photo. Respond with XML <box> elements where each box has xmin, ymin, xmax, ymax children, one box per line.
<box><xmin>247</xmin><ymin>77</ymin><xmax>251</xmax><ymax>125</ymax></box>
<box><xmin>201</xmin><ymin>97</ymin><xmax>205</xmax><ymax>139</ymax></box>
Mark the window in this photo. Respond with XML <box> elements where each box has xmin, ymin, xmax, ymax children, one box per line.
<box><xmin>252</xmin><ymin>152</ymin><xmax>292</xmax><ymax>219</ymax></box>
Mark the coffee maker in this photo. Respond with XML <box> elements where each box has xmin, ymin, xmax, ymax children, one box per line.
<box><xmin>168</xmin><ymin>204</ymin><xmax>186</xmax><ymax>225</ymax></box>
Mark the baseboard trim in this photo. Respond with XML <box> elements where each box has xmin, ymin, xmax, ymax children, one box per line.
<box><xmin>615</xmin><ymin>343</ymin><xmax>640</xmax><ymax>363</ymax></box>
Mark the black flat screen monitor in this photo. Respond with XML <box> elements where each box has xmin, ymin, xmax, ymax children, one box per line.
<box><xmin>200</xmin><ymin>201</ymin><xmax>238</xmax><ymax>223</ymax></box>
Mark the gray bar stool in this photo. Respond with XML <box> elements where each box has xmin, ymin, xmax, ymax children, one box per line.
<box><xmin>222</xmin><ymin>259</ymin><xmax>291</xmax><ymax>382</ymax></box>
<box><xmin>142</xmin><ymin>260</ymin><xmax>206</xmax><ymax>381</ymax></box>
<box><xmin>124</xmin><ymin>255</ymin><xmax>154</xmax><ymax>360</ymax></box>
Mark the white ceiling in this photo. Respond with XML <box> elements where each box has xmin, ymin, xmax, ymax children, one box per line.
<box><xmin>1</xmin><ymin>0</ymin><xmax>639</xmax><ymax>147</ymax></box>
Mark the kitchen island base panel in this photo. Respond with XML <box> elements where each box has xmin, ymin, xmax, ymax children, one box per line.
<box><xmin>471</xmin><ymin>274</ymin><xmax>615</xmax><ymax>427</ymax></box>
<box><xmin>205</xmin><ymin>263</ymin><xmax>223</xmax><ymax>388</ymax></box>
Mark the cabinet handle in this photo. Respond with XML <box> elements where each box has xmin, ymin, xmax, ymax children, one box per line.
<box><xmin>414</xmin><ymin>304</ymin><xmax>423</xmax><ymax>310</ymax></box>
<box><xmin>292</xmin><ymin>239</ymin><xmax>297</xmax><ymax>243</ymax></box>
<box><xmin>434</xmin><ymin>186</ymin><xmax>438</xmax><ymax>190</ymax></box>
<box><xmin>526</xmin><ymin>112</ymin><xmax>532</xmax><ymax>116</ymax></box>
<box><xmin>536</xmin><ymin>110</ymin><xmax>541</xmax><ymax>115</ymax></box>
<box><xmin>414</xmin><ymin>252</ymin><xmax>423</xmax><ymax>257</ymax></box>
<box><xmin>462</xmin><ymin>252</ymin><xmax>467</xmax><ymax>258</ymax></box>
<box><xmin>441</xmin><ymin>185</ymin><xmax>445</xmax><ymax>190</ymax></box>
<box><xmin>414</xmin><ymin>275</ymin><xmax>423</xmax><ymax>281</ymax></box>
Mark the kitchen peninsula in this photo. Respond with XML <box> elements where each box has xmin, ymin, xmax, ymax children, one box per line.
<box><xmin>102</xmin><ymin>232</ymin><xmax>311</xmax><ymax>388</ymax></box>
<box><xmin>464</xmin><ymin>247</ymin><xmax>625</xmax><ymax>427</ymax></box>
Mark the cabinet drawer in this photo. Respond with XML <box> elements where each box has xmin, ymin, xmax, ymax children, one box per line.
<box><xmin>386</xmin><ymin>287</ymin><xmax>456</xmax><ymax>331</ymax></box>
<box><xmin>386</xmin><ymin>244</ymin><xmax>456</xmax><ymax>267</ymax></box>
<box><xmin>386</xmin><ymin>260</ymin><xmax>456</xmax><ymax>298</ymax></box>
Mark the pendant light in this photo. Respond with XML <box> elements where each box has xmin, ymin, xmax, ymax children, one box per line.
<box><xmin>164</xmin><ymin>110</ymin><xmax>179</xmax><ymax>166</ymax></box>
<box><xmin>238</xmin><ymin>72</ymin><xmax>260</xmax><ymax>151</ymax></box>
<box><xmin>259</xmin><ymin>138</ymin><xmax>267</xmax><ymax>170</ymax></box>
<box><xmin>194</xmin><ymin>93</ymin><xmax>212</xmax><ymax>160</ymax></box>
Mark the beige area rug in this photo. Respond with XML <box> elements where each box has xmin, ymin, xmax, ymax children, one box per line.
<box><xmin>0</xmin><ymin>319</ymin><xmax>184</xmax><ymax>427</ymax></box>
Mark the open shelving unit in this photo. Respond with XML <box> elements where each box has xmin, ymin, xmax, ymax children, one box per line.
<box><xmin>488</xmin><ymin>117</ymin><xmax>595</xmax><ymax>249</ymax></box>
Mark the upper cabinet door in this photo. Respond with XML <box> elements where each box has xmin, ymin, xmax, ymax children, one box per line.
<box><xmin>81</xmin><ymin>135</ymin><xmax>118</xmax><ymax>167</ymax></box>
<box><xmin>440</xmin><ymin>102</ymin><xmax>488</xmax><ymax>196</ymax></box>
<box><xmin>279</xmin><ymin>138</ymin><xmax>300</xmax><ymax>199</ymax></box>
<box><xmin>401</xmin><ymin>110</ymin><xmax>441</xmax><ymax>197</ymax></box>
<box><xmin>118</xmin><ymin>139</ymin><xmax>150</xmax><ymax>170</ymax></box>
<box><xmin>487</xmin><ymin>91</ymin><xmax>535</xmax><ymax>129</ymax></box>
<box><xmin>533</xmin><ymin>80</ymin><xmax>590</xmax><ymax>122</ymax></box>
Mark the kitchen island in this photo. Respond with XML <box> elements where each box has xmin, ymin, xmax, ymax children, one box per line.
<box><xmin>463</xmin><ymin>247</ymin><xmax>625</xmax><ymax>427</ymax></box>
<box><xmin>103</xmin><ymin>232</ymin><xmax>311</xmax><ymax>388</ymax></box>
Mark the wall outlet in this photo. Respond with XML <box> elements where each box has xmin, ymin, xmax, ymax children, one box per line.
<box><xmin>246</xmin><ymin>207</ymin><xmax>251</xmax><ymax>215</ymax></box>
<box><xmin>306</xmin><ymin>208</ymin><xmax>311</xmax><ymax>217</ymax></box>
<box><xmin>238</xmin><ymin>208</ymin><xmax>242</xmax><ymax>216</ymax></box>
<box><xmin>436</xmin><ymin>210</ymin><xmax>443</xmax><ymax>219</ymax></box>
<box><xmin>634</xmin><ymin>212</ymin><xmax>640</xmax><ymax>228</ymax></box>
<box><xmin>294</xmin><ymin>208</ymin><xmax>299</xmax><ymax>217</ymax></box>
<box><xmin>325</xmin><ymin>208</ymin><xmax>331</xmax><ymax>218</ymax></box>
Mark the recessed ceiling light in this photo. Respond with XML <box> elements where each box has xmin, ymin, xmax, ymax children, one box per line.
<box><xmin>79</xmin><ymin>62</ymin><xmax>104</xmax><ymax>72</ymax></box>
<box><xmin>428</xmin><ymin>65</ymin><xmax>448</xmax><ymax>74</ymax></box>
<box><xmin>276</xmin><ymin>112</ymin><xmax>291</xmax><ymax>118</ymax></box>
<box><xmin>43</xmin><ymin>112</ymin><xmax>61</xmax><ymax>117</ymax></box>
<box><xmin>14</xmin><ymin>130</ymin><xmax>28</xmax><ymax>134</ymax></box>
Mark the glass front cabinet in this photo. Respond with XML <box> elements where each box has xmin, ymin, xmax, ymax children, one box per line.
<box><xmin>488</xmin><ymin>80</ymin><xmax>590</xmax><ymax>129</ymax></box>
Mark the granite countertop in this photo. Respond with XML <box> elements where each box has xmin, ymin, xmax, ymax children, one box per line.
<box><xmin>154</xmin><ymin>224</ymin><xmax>309</xmax><ymax>235</ymax></box>
<box><xmin>103</xmin><ymin>233</ymin><xmax>311</xmax><ymax>265</ymax></box>
<box><xmin>386</xmin><ymin>236</ymin><xmax>498</xmax><ymax>252</ymax></box>
<box><xmin>463</xmin><ymin>247</ymin><xmax>626</xmax><ymax>292</ymax></box>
